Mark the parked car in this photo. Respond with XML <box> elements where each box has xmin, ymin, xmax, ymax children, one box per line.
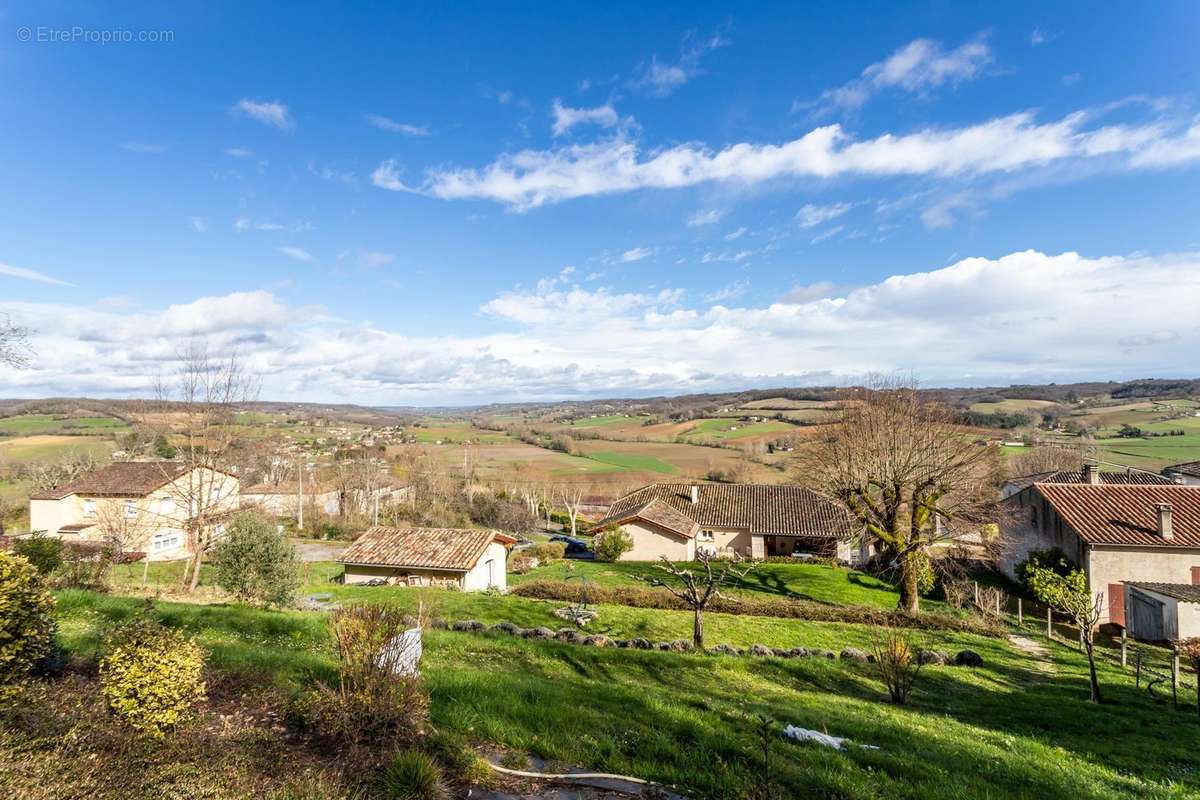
<box><xmin>548</xmin><ymin>535</ymin><xmax>589</xmax><ymax>555</ymax></box>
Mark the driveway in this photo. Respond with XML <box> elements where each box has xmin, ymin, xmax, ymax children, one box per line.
<box><xmin>289</xmin><ymin>538</ymin><xmax>348</xmax><ymax>562</ymax></box>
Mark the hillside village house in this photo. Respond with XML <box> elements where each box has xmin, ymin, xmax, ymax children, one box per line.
<box><xmin>241</xmin><ymin>480</ymin><xmax>412</xmax><ymax>520</ymax></box>
<box><xmin>999</xmin><ymin>481</ymin><xmax>1200</xmax><ymax>627</ymax></box>
<box><xmin>1164</xmin><ymin>460</ymin><xmax>1200</xmax><ymax>486</ymax></box>
<box><xmin>29</xmin><ymin>461</ymin><xmax>240</xmax><ymax>560</ymax></box>
<box><xmin>1001</xmin><ymin>462</ymin><xmax>1171</xmax><ymax>498</ymax></box>
<box><xmin>338</xmin><ymin>526</ymin><xmax>516</xmax><ymax>591</ymax></box>
<box><xmin>594</xmin><ymin>483</ymin><xmax>860</xmax><ymax>563</ymax></box>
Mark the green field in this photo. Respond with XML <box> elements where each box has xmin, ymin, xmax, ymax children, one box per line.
<box><xmin>27</xmin><ymin>563</ymin><xmax>1200</xmax><ymax>800</ymax></box>
<box><xmin>585</xmin><ymin>450</ymin><xmax>679</xmax><ymax>473</ymax></box>
<box><xmin>0</xmin><ymin>435</ymin><xmax>116</xmax><ymax>463</ymax></box>
<box><xmin>684</xmin><ymin>417</ymin><xmax>795</xmax><ymax>440</ymax></box>
<box><xmin>0</xmin><ymin>414</ymin><xmax>127</xmax><ymax>435</ymax></box>
<box><xmin>568</xmin><ymin>414</ymin><xmax>639</xmax><ymax>428</ymax></box>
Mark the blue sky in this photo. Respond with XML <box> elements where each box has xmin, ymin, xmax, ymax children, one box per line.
<box><xmin>1</xmin><ymin>2</ymin><xmax>1199</xmax><ymax>404</ymax></box>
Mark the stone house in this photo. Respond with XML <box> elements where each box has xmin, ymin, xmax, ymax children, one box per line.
<box><xmin>338</xmin><ymin>526</ymin><xmax>516</xmax><ymax>591</ymax></box>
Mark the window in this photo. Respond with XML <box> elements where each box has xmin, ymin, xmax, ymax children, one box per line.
<box><xmin>83</xmin><ymin>499</ymin><xmax>96</xmax><ymax>516</ymax></box>
<box><xmin>698</xmin><ymin>530</ymin><xmax>715</xmax><ymax>542</ymax></box>
<box><xmin>152</xmin><ymin>531</ymin><xmax>182</xmax><ymax>551</ymax></box>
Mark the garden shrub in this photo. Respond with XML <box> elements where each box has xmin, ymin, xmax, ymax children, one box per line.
<box><xmin>1015</xmin><ymin>547</ymin><xmax>1075</xmax><ymax>593</ymax></box>
<box><xmin>98</xmin><ymin>614</ymin><xmax>206</xmax><ymax>736</ymax></box>
<box><xmin>378</xmin><ymin>749</ymin><xmax>446</xmax><ymax>800</ymax></box>
<box><xmin>872</xmin><ymin>628</ymin><xmax>923</xmax><ymax>705</ymax></box>
<box><xmin>54</xmin><ymin>542</ymin><xmax>113</xmax><ymax>590</ymax></box>
<box><xmin>507</xmin><ymin>554</ymin><xmax>537</xmax><ymax>574</ymax></box>
<box><xmin>0</xmin><ymin>552</ymin><xmax>57</xmax><ymax>686</ymax></box>
<box><xmin>529</xmin><ymin>542</ymin><xmax>566</xmax><ymax>562</ymax></box>
<box><xmin>592</xmin><ymin>525</ymin><xmax>632</xmax><ymax>562</ymax></box>
<box><xmin>511</xmin><ymin>579</ymin><xmax>1000</xmax><ymax>635</ymax></box>
<box><xmin>12</xmin><ymin>533</ymin><xmax>63</xmax><ymax>576</ymax></box>
<box><xmin>213</xmin><ymin>511</ymin><xmax>301</xmax><ymax>607</ymax></box>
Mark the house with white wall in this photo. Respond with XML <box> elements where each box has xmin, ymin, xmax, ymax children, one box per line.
<box><xmin>999</xmin><ymin>481</ymin><xmax>1200</xmax><ymax>626</ymax></box>
<box><xmin>338</xmin><ymin>526</ymin><xmax>516</xmax><ymax>591</ymax></box>
<box><xmin>593</xmin><ymin>483</ymin><xmax>859</xmax><ymax>563</ymax></box>
<box><xmin>28</xmin><ymin>461</ymin><xmax>240</xmax><ymax>560</ymax></box>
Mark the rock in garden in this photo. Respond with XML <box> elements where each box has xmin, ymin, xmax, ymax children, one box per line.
<box><xmin>583</xmin><ymin>635</ymin><xmax>611</xmax><ymax>647</ymax></box>
<box><xmin>490</xmin><ymin>622</ymin><xmax>521</xmax><ymax>635</ymax></box>
<box><xmin>451</xmin><ymin>620</ymin><xmax>484</xmax><ymax>632</ymax></box>
<box><xmin>809</xmin><ymin>649</ymin><xmax>835</xmax><ymax>659</ymax></box>
<box><xmin>954</xmin><ymin>650</ymin><xmax>983</xmax><ymax>667</ymax></box>
<box><xmin>630</xmin><ymin>637</ymin><xmax>653</xmax><ymax>650</ymax></box>
<box><xmin>917</xmin><ymin>650</ymin><xmax>949</xmax><ymax>666</ymax></box>
<box><xmin>669</xmin><ymin>640</ymin><xmax>693</xmax><ymax>652</ymax></box>
<box><xmin>708</xmin><ymin>644</ymin><xmax>742</xmax><ymax>656</ymax></box>
<box><xmin>748</xmin><ymin>644</ymin><xmax>775</xmax><ymax>657</ymax></box>
<box><xmin>522</xmin><ymin>627</ymin><xmax>555</xmax><ymax>640</ymax></box>
<box><xmin>430</xmin><ymin>618</ymin><xmax>448</xmax><ymax>630</ymax></box>
<box><xmin>840</xmin><ymin>647</ymin><xmax>871</xmax><ymax>663</ymax></box>
<box><xmin>555</xmin><ymin>629</ymin><xmax>586</xmax><ymax>643</ymax></box>
<box><xmin>785</xmin><ymin>647</ymin><xmax>809</xmax><ymax>658</ymax></box>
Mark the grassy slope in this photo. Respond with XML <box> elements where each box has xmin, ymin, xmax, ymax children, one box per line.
<box><xmin>585</xmin><ymin>451</ymin><xmax>679</xmax><ymax>473</ymax></box>
<box><xmin>49</xmin><ymin>588</ymin><xmax>1200</xmax><ymax>799</ymax></box>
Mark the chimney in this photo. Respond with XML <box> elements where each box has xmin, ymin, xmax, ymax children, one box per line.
<box><xmin>1082</xmin><ymin>462</ymin><xmax>1101</xmax><ymax>485</ymax></box>
<box><xmin>1155</xmin><ymin>503</ymin><xmax>1174</xmax><ymax>540</ymax></box>
<box><xmin>690</xmin><ymin>485</ymin><xmax>700</xmax><ymax>504</ymax></box>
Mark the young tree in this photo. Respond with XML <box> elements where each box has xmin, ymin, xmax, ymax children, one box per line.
<box><xmin>148</xmin><ymin>340</ymin><xmax>259</xmax><ymax>593</ymax></box>
<box><xmin>212</xmin><ymin>511</ymin><xmax>301</xmax><ymax>607</ymax></box>
<box><xmin>802</xmin><ymin>376</ymin><xmax>1000</xmax><ymax>614</ymax></box>
<box><xmin>636</xmin><ymin>552</ymin><xmax>753</xmax><ymax>648</ymax></box>
<box><xmin>1026</xmin><ymin>565</ymin><xmax>1104</xmax><ymax>703</ymax></box>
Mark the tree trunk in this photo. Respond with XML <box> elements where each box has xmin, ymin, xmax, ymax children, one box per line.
<box><xmin>188</xmin><ymin>542</ymin><xmax>204</xmax><ymax>593</ymax></box>
<box><xmin>1083</xmin><ymin>635</ymin><xmax>1102</xmax><ymax>703</ymax></box>
<box><xmin>693</xmin><ymin>606</ymin><xmax>704</xmax><ymax>649</ymax></box>
<box><xmin>898</xmin><ymin>550</ymin><xmax>921</xmax><ymax>615</ymax></box>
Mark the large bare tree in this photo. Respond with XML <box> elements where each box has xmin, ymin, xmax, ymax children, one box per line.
<box><xmin>148</xmin><ymin>340</ymin><xmax>259</xmax><ymax>592</ymax></box>
<box><xmin>802</xmin><ymin>376</ymin><xmax>1000</xmax><ymax>614</ymax></box>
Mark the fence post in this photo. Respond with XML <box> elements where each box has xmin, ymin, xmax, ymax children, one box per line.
<box><xmin>1172</xmin><ymin>647</ymin><xmax>1180</xmax><ymax>708</ymax></box>
<box><xmin>974</xmin><ymin>581</ymin><xmax>979</xmax><ymax>606</ymax></box>
<box><xmin>1046</xmin><ymin>606</ymin><xmax>1052</xmax><ymax>638</ymax></box>
<box><xmin>1017</xmin><ymin>597</ymin><xmax>1023</xmax><ymax>626</ymax></box>
<box><xmin>1120</xmin><ymin>628</ymin><xmax>1127</xmax><ymax>668</ymax></box>
<box><xmin>1135</xmin><ymin>649</ymin><xmax>1142</xmax><ymax>688</ymax></box>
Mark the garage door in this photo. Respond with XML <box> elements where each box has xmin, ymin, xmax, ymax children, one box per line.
<box><xmin>1128</xmin><ymin>590</ymin><xmax>1164</xmax><ymax>640</ymax></box>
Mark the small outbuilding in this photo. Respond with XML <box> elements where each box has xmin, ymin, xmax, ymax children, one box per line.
<box><xmin>1124</xmin><ymin>582</ymin><xmax>1200</xmax><ymax>641</ymax></box>
<box><xmin>338</xmin><ymin>526</ymin><xmax>516</xmax><ymax>592</ymax></box>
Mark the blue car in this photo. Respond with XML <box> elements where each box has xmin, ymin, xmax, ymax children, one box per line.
<box><xmin>549</xmin><ymin>535</ymin><xmax>589</xmax><ymax>555</ymax></box>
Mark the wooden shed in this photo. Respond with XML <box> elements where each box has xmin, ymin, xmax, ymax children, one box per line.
<box><xmin>1124</xmin><ymin>582</ymin><xmax>1200</xmax><ymax>641</ymax></box>
<box><xmin>338</xmin><ymin>526</ymin><xmax>516</xmax><ymax>592</ymax></box>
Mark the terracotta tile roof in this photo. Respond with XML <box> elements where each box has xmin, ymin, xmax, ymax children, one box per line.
<box><xmin>1007</xmin><ymin>469</ymin><xmax>1171</xmax><ymax>492</ymax></box>
<box><xmin>338</xmin><ymin>527</ymin><xmax>517</xmax><ymax>572</ymax></box>
<box><xmin>1035</xmin><ymin>483</ymin><xmax>1200</xmax><ymax>548</ymax></box>
<box><xmin>29</xmin><ymin>461</ymin><xmax>193</xmax><ymax>500</ymax></box>
<box><xmin>1128</xmin><ymin>582</ymin><xmax>1200</xmax><ymax>603</ymax></box>
<box><xmin>609</xmin><ymin>498</ymin><xmax>701</xmax><ymax>539</ymax></box>
<box><xmin>596</xmin><ymin>483</ymin><xmax>854</xmax><ymax>539</ymax></box>
<box><xmin>243</xmin><ymin>481</ymin><xmax>337</xmax><ymax>495</ymax></box>
<box><xmin>1166</xmin><ymin>461</ymin><xmax>1200</xmax><ymax>479</ymax></box>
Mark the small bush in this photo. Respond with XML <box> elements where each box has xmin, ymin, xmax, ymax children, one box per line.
<box><xmin>0</xmin><ymin>552</ymin><xmax>57</xmax><ymax>686</ymax></box>
<box><xmin>592</xmin><ymin>525</ymin><xmax>632</xmax><ymax>562</ymax></box>
<box><xmin>378</xmin><ymin>750</ymin><xmax>446</xmax><ymax>800</ymax></box>
<box><xmin>508</xmin><ymin>554</ymin><xmax>537</xmax><ymax>574</ymax></box>
<box><xmin>99</xmin><ymin>613</ymin><xmax>206</xmax><ymax>736</ymax></box>
<box><xmin>12</xmin><ymin>533</ymin><xmax>62</xmax><ymax>576</ymax></box>
<box><xmin>54</xmin><ymin>542</ymin><xmax>113</xmax><ymax>590</ymax></box>
<box><xmin>1015</xmin><ymin>547</ymin><xmax>1075</xmax><ymax>594</ymax></box>
<box><xmin>213</xmin><ymin>511</ymin><xmax>301</xmax><ymax>607</ymax></box>
<box><xmin>872</xmin><ymin>628</ymin><xmax>923</xmax><ymax>705</ymax></box>
<box><xmin>529</xmin><ymin>542</ymin><xmax>566</xmax><ymax>562</ymax></box>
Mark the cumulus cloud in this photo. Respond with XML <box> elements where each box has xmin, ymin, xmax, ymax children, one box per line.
<box><xmin>621</xmin><ymin>247</ymin><xmax>653</xmax><ymax>262</ymax></box>
<box><xmin>634</xmin><ymin>29</ymin><xmax>728</xmax><ymax>97</ymax></box>
<box><xmin>2</xmin><ymin>251</ymin><xmax>1196</xmax><ymax>403</ymax></box>
<box><xmin>378</xmin><ymin>110</ymin><xmax>1200</xmax><ymax>210</ymax></box>
<box><xmin>364</xmin><ymin>113</ymin><xmax>430</xmax><ymax>136</ymax></box>
<box><xmin>797</xmin><ymin>202</ymin><xmax>853</xmax><ymax>228</ymax></box>
<box><xmin>686</xmin><ymin>209</ymin><xmax>725</xmax><ymax>227</ymax></box>
<box><xmin>551</xmin><ymin>100</ymin><xmax>619</xmax><ymax>136</ymax></box>
<box><xmin>232</xmin><ymin>99</ymin><xmax>294</xmax><ymax>131</ymax></box>
<box><xmin>804</xmin><ymin>35</ymin><xmax>993</xmax><ymax>115</ymax></box>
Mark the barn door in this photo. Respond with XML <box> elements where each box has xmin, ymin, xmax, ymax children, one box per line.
<box><xmin>1107</xmin><ymin>584</ymin><xmax>1125</xmax><ymax>627</ymax></box>
<box><xmin>1128</xmin><ymin>591</ymin><xmax>1164</xmax><ymax>640</ymax></box>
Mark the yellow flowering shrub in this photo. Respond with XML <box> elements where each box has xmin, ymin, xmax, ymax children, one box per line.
<box><xmin>99</xmin><ymin>616</ymin><xmax>205</xmax><ymax>736</ymax></box>
<box><xmin>0</xmin><ymin>552</ymin><xmax>56</xmax><ymax>686</ymax></box>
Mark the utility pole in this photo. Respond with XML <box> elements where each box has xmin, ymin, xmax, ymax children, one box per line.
<box><xmin>297</xmin><ymin>459</ymin><xmax>304</xmax><ymax>531</ymax></box>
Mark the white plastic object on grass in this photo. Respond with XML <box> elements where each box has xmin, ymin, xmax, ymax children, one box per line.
<box><xmin>783</xmin><ymin>725</ymin><xmax>880</xmax><ymax>751</ymax></box>
<box><xmin>378</xmin><ymin>627</ymin><xmax>422</xmax><ymax>676</ymax></box>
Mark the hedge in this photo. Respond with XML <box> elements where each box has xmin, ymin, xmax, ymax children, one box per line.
<box><xmin>510</xmin><ymin>579</ymin><xmax>1001</xmax><ymax>636</ymax></box>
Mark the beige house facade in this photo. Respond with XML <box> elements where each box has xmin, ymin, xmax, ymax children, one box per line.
<box><xmin>338</xmin><ymin>526</ymin><xmax>515</xmax><ymax>591</ymax></box>
<box><xmin>595</xmin><ymin>483</ymin><xmax>857</xmax><ymax>563</ymax></box>
<box><xmin>999</xmin><ymin>482</ymin><xmax>1200</xmax><ymax>627</ymax></box>
<box><xmin>29</xmin><ymin>461</ymin><xmax>240</xmax><ymax>561</ymax></box>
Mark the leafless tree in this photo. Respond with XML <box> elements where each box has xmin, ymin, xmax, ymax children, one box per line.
<box><xmin>92</xmin><ymin>498</ymin><xmax>157</xmax><ymax>584</ymax></box>
<box><xmin>19</xmin><ymin>451</ymin><xmax>100</xmax><ymax>493</ymax></box>
<box><xmin>335</xmin><ymin>455</ymin><xmax>388</xmax><ymax>525</ymax></box>
<box><xmin>801</xmin><ymin>375</ymin><xmax>1001</xmax><ymax>614</ymax></box>
<box><xmin>148</xmin><ymin>340</ymin><xmax>259</xmax><ymax>592</ymax></box>
<box><xmin>636</xmin><ymin>551</ymin><xmax>753</xmax><ymax>648</ymax></box>
<box><xmin>1009</xmin><ymin>446</ymin><xmax>1084</xmax><ymax>477</ymax></box>
<box><xmin>558</xmin><ymin>485</ymin><xmax>584</xmax><ymax>537</ymax></box>
<box><xmin>0</xmin><ymin>315</ymin><xmax>32</xmax><ymax>368</ymax></box>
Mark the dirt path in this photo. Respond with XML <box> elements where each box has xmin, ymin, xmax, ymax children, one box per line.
<box><xmin>1009</xmin><ymin>633</ymin><xmax>1055</xmax><ymax>676</ymax></box>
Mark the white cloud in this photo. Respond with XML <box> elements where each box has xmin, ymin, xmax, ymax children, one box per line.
<box><xmin>704</xmin><ymin>280</ymin><xmax>749</xmax><ymax>303</ymax></box>
<box><xmin>359</xmin><ymin>251</ymin><xmax>395</xmax><ymax>268</ymax></box>
<box><xmin>3</xmin><ymin>250</ymin><xmax>1196</xmax><ymax>403</ymax></box>
<box><xmin>634</xmin><ymin>29</ymin><xmax>728</xmax><ymax>97</ymax></box>
<box><xmin>189</xmin><ymin>216</ymin><xmax>208</xmax><ymax>233</ymax></box>
<box><xmin>385</xmin><ymin>110</ymin><xmax>1200</xmax><ymax>210</ymax></box>
<box><xmin>686</xmin><ymin>209</ymin><xmax>725</xmax><ymax>227</ymax></box>
<box><xmin>551</xmin><ymin>100</ymin><xmax>619</xmax><ymax>137</ymax></box>
<box><xmin>121</xmin><ymin>142</ymin><xmax>167</xmax><ymax>154</ymax></box>
<box><xmin>364</xmin><ymin>113</ymin><xmax>430</xmax><ymax>136</ymax></box>
<box><xmin>1061</xmin><ymin>72</ymin><xmax>1081</xmax><ymax>87</ymax></box>
<box><xmin>236</xmin><ymin>217</ymin><xmax>312</xmax><ymax>233</ymax></box>
<box><xmin>232</xmin><ymin>99</ymin><xmax>294</xmax><ymax>131</ymax></box>
<box><xmin>1030</xmin><ymin>28</ymin><xmax>1047</xmax><ymax>46</ymax></box>
<box><xmin>724</xmin><ymin>226</ymin><xmax>748</xmax><ymax>241</ymax></box>
<box><xmin>0</xmin><ymin>261</ymin><xmax>73</xmax><ymax>286</ymax></box>
<box><xmin>804</xmin><ymin>36</ymin><xmax>992</xmax><ymax>114</ymax></box>
<box><xmin>621</xmin><ymin>247</ymin><xmax>653</xmax><ymax>262</ymax></box>
<box><xmin>797</xmin><ymin>201</ymin><xmax>853</xmax><ymax>228</ymax></box>
<box><xmin>810</xmin><ymin>226</ymin><xmax>844</xmax><ymax>243</ymax></box>
<box><xmin>225</xmin><ymin>147</ymin><xmax>253</xmax><ymax>158</ymax></box>
<box><xmin>278</xmin><ymin>246</ymin><xmax>313</xmax><ymax>262</ymax></box>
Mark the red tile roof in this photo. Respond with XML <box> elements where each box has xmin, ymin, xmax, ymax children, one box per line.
<box><xmin>1035</xmin><ymin>483</ymin><xmax>1200</xmax><ymax>548</ymax></box>
<box><xmin>1166</xmin><ymin>461</ymin><xmax>1200</xmax><ymax>479</ymax></box>
<box><xmin>1006</xmin><ymin>468</ymin><xmax>1171</xmax><ymax>493</ymax></box>
<box><xmin>596</xmin><ymin>483</ymin><xmax>854</xmax><ymax>539</ymax></box>
<box><xmin>607</xmin><ymin>498</ymin><xmax>701</xmax><ymax>539</ymax></box>
<box><xmin>338</xmin><ymin>527</ymin><xmax>517</xmax><ymax>572</ymax></box>
<box><xmin>29</xmin><ymin>461</ymin><xmax>194</xmax><ymax>500</ymax></box>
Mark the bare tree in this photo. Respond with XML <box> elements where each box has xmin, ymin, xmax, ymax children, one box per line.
<box><xmin>1009</xmin><ymin>446</ymin><xmax>1083</xmax><ymax>477</ymax></box>
<box><xmin>148</xmin><ymin>340</ymin><xmax>259</xmax><ymax>593</ymax></box>
<box><xmin>19</xmin><ymin>451</ymin><xmax>100</xmax><ymax>493</ymax></box>
<box><xmin>636</xmin><ymin>552</ymin><xmax>753</xmax><ymax>648</ymax></box>
<box><xmin>335</xmin><ymin>455</ymin><xmax>388</xmax><ymax>525</ymax></box>
<box><xmin>558</xmin><ymin>485</ymin><xmax>584</xmax><ymax>537</ymax></box>
<box><xmin>0</xmin><ymin>315</ymin><xmax>32</xmax><ymax>368</ymax></box>
<box><xmin>92</xmin><ymin>498</ymin><xmax>157</xmax><ymax>584</ymax></box>
<box><xmin>802</xmin><ymin>376</ymin><xmax>1001</xmax><ymax>614</ymax></box>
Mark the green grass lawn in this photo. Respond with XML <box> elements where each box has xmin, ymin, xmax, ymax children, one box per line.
<box><xmin>46</xmin><ymin>585</ymin><xmax>1200</xmax><ymax>799</ymax></box>
<box><xmin>586</xmin><ymin>450</ymin><xmax>679</xmax><ymax>473</ymax></box>
<box><xmin>0</xmin><ymin>414</ymin><xmax>127</xmax><ymax>435</ymax></box>
<box><xmin>684</xmin><ymin>417</ymin><xmax>795</xmax><ymax>440</ymax></box>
